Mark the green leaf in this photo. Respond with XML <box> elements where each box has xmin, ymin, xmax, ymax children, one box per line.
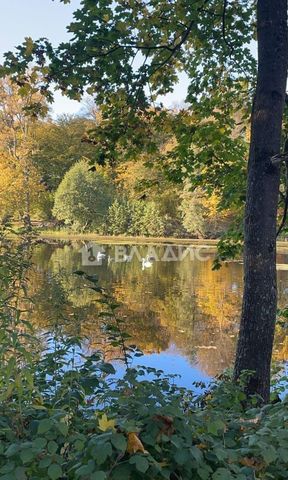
<box><xmin>174</xmin><ymin>449</ymin><xmax>190</xmax><ymax>466</ymax></box>
<box><xmin>92</xmin><ymin>442</ymin><xmax>112</xmax><ymax>465</ymax></box>
<box><xmin>0</xmin><ymin>463</ymin><xmax>15</xmax><ymax>475</ymax></box>
<box><xmin>39</xmin><ymin>456</ymin><xmax>52</xmax><ymax>469</ymax></box>
<box><xmin>14</xmin><ymin>467</ymin><xmax>27</xmax><ymax>480</ymax></box>
<box><xmin>91</xmin><ymin>472</ymin><xmax>106</xmax><ymax>480</ymax></box>
<box><xmin>20</xmin><ymin>449</ymin><xmax>34</xmax><ymax>464</ymax></box>
<box><xmin>278</xmin><ymin>447</ymin><xmax>288</xmax><ymax>462</ymax></box>
<box><xmin>48</xmin><ymin>464</ymin><xmax>62</xmax><ymax>480</ymax></box>
<box><xmin>74</xmin><ymin>440</ymin><xmax>85</xmax><ymax>451</ymax></box>
<box><xmin>212</xmin><ymin>468</ymin><xmax>233</xmax><ymax>480</ymax></box>
<box><xmin>261</xmin><ymin>445</ymin><xmax>278</xmax><ymax>464</ymax></box>
<box><xmin>129</xmin><ymin>455</ymin><xmax>149</xmax><ymax>473</ymax></box>
<box><xmin>57</xmin><ymin>422</ymin><xmax>68</xmax><ymax>437</ymax></box>
<box><xmin>0</xmin><ymin>474</ymin><xmax>16</xmax><ymax>480</ymax></box>
<box><xmin>32</xmin><ymin>437</ymin><xmax>47</xmax><ymax>450</ymax></box>
<box><xmin>47</xmin><ymin>441</ymin><xmax>58</xmax><ymax>455</ymax></box>
<box><xmin>111</xmin><ymin>433</ymin><xmax>127</xmax><ymax>452</ymax></box>
<box><xmin>197</xmin><ymin>466</ymin><xmax>212</xmax><ymax>480</ymax></box>
<box><xmin>207</xmin><ymin>419</ymin><xmax>226</xmax><ymax>435</ymax></box>
<box><xmin>75</xmin><ymin>462</ymin><xmax>95</xmax><ymax>477</ymax></box>
<box><xmin>99</xmin><ymin>362</ymin><xmax>116</xmax><ymax>375</ymax></box>
<box><xmin>110</xmin><ymin>464</ymin><xmax>131</xmax><ymax>480</ymax></box>
<box><xmin>5</xmin><ymin>443</ymin><xmax>20</xmax><ymax>457</ymax></box>
<box><xmin>190</xmin><ymin>445</ymin><xmax>203</xmax><ymax>462</ymax></box>
<box><xmin>38</xmin><ymin>418</ymin><xmax>53</xmax><ymax>434</ymax></box>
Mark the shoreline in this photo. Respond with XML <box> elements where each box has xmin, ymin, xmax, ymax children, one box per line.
<box><xmin>37</xmin><ymin>231</ymin><xmax>288</xmax><ymax>253</ymax></box>
<box><xmin>38</xmin><ymin>231</ymin><xmax>220</xmax><ymax>249</ymax></box>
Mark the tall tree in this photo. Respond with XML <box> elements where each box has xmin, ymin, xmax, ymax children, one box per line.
<box><xmin>234</xmin><ymin>1</ymin><xmax>288</xmax><ymax>402</ymax></box>
<box><xmin>3</xmin><ymin>0</ymin><xmax>287</xmax><ymax>399</ymax></box>
<box><xmin>53</xmin><ymin>159</ymin><xmax>114</xmax><ymax>231</ymax></box>
<box><xmin>0</xmin><ymin>77</ymin><xmax>48</xmax><ymax>225</ymax></box>
<box><xmin>32</xmin><ymin>115</ymin><xmax>100</xmax><ymax>192</ymax></box>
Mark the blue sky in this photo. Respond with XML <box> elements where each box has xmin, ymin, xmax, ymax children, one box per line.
<box><xmin>0</xmin><ymin>0</ymin><xmax>189</xmax><ymax>117</ymax></box>
<box><xmin>0</xmin><ymin>0</ymin><xmax>83</xmax><ymax>116</ymax></box>
<box><xmin>1</xmin><ymin>2</ymin><xmax>255</xmax><ymax>117</ymax></box>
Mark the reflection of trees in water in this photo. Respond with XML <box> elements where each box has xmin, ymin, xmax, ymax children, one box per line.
<box><xmin>28</xmin><ymin>243</ymin><xmax>288</xmax><ymax>376</ymax></box>
<box><xmin>192</xmin><ymin>262</ymin><xmax>241</xmax><ymax>375</ymax></box>
<box><xmin>142</xmin><ymin>258</ymin><xmax>242</xmax><ymax>376</ymax></box>
<box><xmin>29</xmin><ymin>244</ymin><xmax>171</xmax><ymax>353</ymax></box>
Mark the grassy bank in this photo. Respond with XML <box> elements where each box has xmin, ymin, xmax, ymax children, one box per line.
<box><xmin>38</xmin><ymin>230</ymin><xmax>288</xmax><ymax>254</ymax></box>
<box><xmin>39</xmin><ymin>230</ymin><xmax>220</xmax><ymax>248</ymax></box>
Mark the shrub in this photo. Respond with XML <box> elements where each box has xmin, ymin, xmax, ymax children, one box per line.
<box><xmin>53</xmin><ymin>160</ymin><xmax>114</xmax><ymax>231</ymax></box>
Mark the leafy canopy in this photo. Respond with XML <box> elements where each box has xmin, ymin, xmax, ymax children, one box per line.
<box><xmin>2</xmin><ymin>0</ymin><xmax>256</xmax><ymax>162</ymax></box>
<box><xmin>1</xmin><ymin>1</ymin><xmax>257</xmax><ymax>242</ymax></box>
<box><xmin>9</xmin><ymin>0</ymin><xmax>255</xmax><ymax>104</ymax></box>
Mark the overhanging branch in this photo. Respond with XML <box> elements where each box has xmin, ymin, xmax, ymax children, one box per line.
<box><xmin>222</xmin><ymin>0</ymin><xmax>235</xmax><ymax>54</ymax></box>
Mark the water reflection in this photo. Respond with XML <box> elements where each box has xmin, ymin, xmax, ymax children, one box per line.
<box><xmin>28</xmin><ymin>242</ymin><xmax>288</xmax><ymax>386</ymax></box>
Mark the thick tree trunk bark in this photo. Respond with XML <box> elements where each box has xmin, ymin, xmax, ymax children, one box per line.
<box><xmin>234</xmin><ymin>0</ymin><xmax>288</xmax><ymax>403</ymax></box>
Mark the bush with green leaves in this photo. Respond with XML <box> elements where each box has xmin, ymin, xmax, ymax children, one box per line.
<box><xmin>0</xmin><ymin>234</ymin><xmax>288</xmax><ymax>480</ymax></box>
<box><xmin>53</xmin><ymin>160</ymin><xmax>114</xmax><ymax>232</ymax></box>
<box><xmin>1</xmin><ymin>342</ymin><xmax>288</xmax><ymax>480</ymax></box>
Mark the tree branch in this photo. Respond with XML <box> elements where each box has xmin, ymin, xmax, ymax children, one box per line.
<box><xmin>222</xmin><ymin>0</ymin><xmax>235</xmax><ymax>54</ymax></box>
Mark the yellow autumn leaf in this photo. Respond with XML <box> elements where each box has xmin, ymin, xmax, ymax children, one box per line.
<box><xmin>126</xmin><ymin>432</ymin><xmax>148</xmax><ymax>455</ymax></box>
<box><xmin>196</xmin><ymin>443</ymin><xmax>208</xmax><ymax>450</ymax></box>
<box><xmin>98</xmin><ymin>414</ymin><xmax>116</xmax><ymax>432</ymax></box>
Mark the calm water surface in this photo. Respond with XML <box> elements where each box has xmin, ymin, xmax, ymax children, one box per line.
<box><xmin>29</xmin><ymin>242</ymin><xmax>288</xmax><ymax>388</ymax></box>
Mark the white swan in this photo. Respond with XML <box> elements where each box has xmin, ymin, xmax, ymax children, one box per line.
<box><xmin>97</xmin><ymin>251</ymin><xmax>106</xmax><ymax>261</ymax></box>
<box><xmin>142</xmin><ymin>255</ymin><xmax>153</xmax><ymax>269</ymax></box>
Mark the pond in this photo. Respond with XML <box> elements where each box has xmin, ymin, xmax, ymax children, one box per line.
<box><xmin>29</xmin><ymin>241</ymin><xmax>288</xmax><ymax>389</ymax></box>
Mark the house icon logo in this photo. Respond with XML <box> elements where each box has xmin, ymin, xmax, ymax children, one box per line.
<box><xmin>79</xmin><ymin>243</ymin><xmax>106</xmax><ymax>266</ymax></box>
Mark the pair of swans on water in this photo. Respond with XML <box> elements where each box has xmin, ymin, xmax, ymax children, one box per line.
<box><xmin>96</xmin><ymin>251</ymin><xmax>154</xmax><ymax>269</ymax></box>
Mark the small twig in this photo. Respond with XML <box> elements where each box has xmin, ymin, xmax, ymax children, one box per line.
<box><xmin>271</xmin><ymin>152</ymin><xmax>288</xmax><ymax>166</ymax></box>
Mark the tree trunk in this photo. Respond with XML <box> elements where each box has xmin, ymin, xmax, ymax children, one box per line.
<box><xmin>234</xmin><ymin>0</ymin><xmax>288</xmax><ymax>403</ymax></box>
